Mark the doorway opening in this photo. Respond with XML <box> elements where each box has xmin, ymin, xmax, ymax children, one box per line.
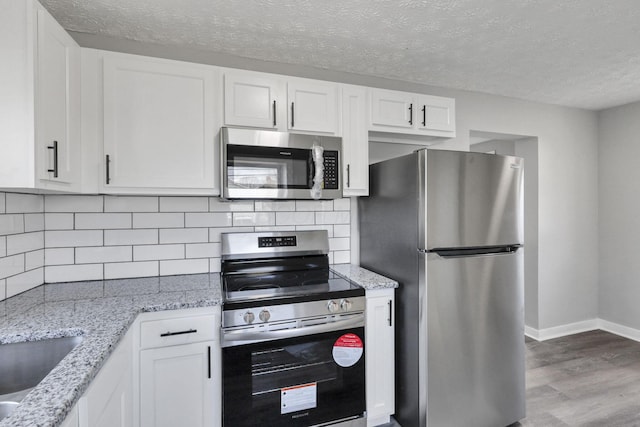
<box><xmin>470</xmin><ymin>131</ymin><xmax>540</xmax><ymax>332</ymax></box>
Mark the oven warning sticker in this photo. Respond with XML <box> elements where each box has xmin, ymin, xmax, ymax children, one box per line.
<box><xmin>281</xmin><ymin>382</ymin><xmax>317</xmax><ymax>414</ymax></box>
<box><xmin>332</xmin><ymin>333</ymin><xmax>364</xmax><ymax>367</ymax></box>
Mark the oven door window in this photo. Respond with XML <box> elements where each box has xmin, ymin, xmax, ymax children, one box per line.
<box><xmin>222</xmin><ymin>328</ymin><xmax>365</xmax><ymax>426</ymax></box>
<box><xmin>226</xmin><ymin>144</ymin><xmax>311</xmax><ymax>190</ymax></box>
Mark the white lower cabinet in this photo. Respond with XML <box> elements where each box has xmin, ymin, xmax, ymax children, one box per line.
<box><xmin>138</xmin><ymin>307</ymin><xmax>221</xmax><ymax>427</ymax></box>
<box><xmin>365</xmin><ymin>288</ymin><xmax>395</xmax><ymax>426</ymax></box>
<box><xmin>78</xmin><ymin>327</ymin><xmax>134</xmax><ymax>427</ymax></box>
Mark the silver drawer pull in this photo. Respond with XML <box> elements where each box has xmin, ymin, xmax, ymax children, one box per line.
<box><xmin>160</xmin><ymin>329</ymin><xmax>198</xmax><ymax>337</ymax></box>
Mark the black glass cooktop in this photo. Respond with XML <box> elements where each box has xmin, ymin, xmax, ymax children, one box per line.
<box><xmin>221</xmin><ymin>255</ymin><xmax>363</xmax><ymax>307</ymax></box>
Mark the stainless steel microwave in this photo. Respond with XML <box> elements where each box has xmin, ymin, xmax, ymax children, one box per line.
<box><xmin>221</xmin><ymin>127</ymin><xmax>342</xmax><ymax>200</ymax></box>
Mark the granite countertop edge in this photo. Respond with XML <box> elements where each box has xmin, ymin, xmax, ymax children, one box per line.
<box><xmin>0</xmin><ymin>265</ymin><xmax>395</xmax><ymax>427</ymax></box>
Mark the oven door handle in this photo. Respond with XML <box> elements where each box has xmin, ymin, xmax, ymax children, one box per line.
<box><xmin>221</xmin><ymin>314</ymin><xmax>364</xmax><ymax>347</ymax></box>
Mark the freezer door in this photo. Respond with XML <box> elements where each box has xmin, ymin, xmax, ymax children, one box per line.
<box><xmin>424</xmin><ymin>149</ymin><xmax>523</xmax><ymax>250</ymax></box>
<box><xmin>426</xmin><ymin>250</ymin><xmax>525</xmax><ymax>427</ymax></box>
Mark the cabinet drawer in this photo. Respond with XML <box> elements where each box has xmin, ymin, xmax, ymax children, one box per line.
<box><xmin>140</xmin><ymin>315</ymin><xmax>217</xmax><ymax>349</ymax></box>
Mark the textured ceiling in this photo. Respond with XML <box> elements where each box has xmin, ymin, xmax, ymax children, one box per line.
<box><xmin>41</xmin><ymin>0</ymin><xmax>640</xmax><ymax>110</ymax></box>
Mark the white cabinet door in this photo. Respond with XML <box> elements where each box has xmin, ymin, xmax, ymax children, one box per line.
<box><xmin>288</xmin><ymin>79</ymin><xmax>339</xmax><ymax>134</ymax></box>
<box><xmin>365</xmin><ymin>288</ymin><xmax>395</xmax><ymax>427</ymax></box>
<box><xmin>223</xmin><ymin>72</ymin><xmax>283</xmax><ymax>129</ymax></box>
<box><xmin>36</xmin><ymin>8</ymin><xmax>81</xmax><ymax>188</ymax></box>
<box><xmin>79</xmin><ymin>328</ymin><xmax>134</xmax><ymax>427</ymax></box>
<box><xmin>341</xmin><ymin>85</ymin><xmax>369</xmax><ymax>196</ymax></box>
<box><xmin>140</xmin><ymin>341</ymin><xmax>217</xmax><ymax>427</ymax></box>
<box><xmin>102</xmin><ymin>54</ymin><xmax>216</xmax><ymax>193</ymax></box>
<box><xmin>416</xmin><ymin>95</ymin><xmax>456</xmax><ymax>133</ymax></box>
<box><xmin>370</xmin><ymin>89</ymin><xmax>414</xmax><ymax>130</ymax></box>
<box><xmin>0</xmin><ymin>1</ymin><xmax>80</xmax><ymax>190</ymax></box>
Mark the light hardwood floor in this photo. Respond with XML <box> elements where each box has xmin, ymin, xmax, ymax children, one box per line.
<box><xmin>517</xmin><ymin>330</ymin><xmax>640</xmax><ymax>426</ymax></box>
<box><xmin>386</xmin><ymin>330</ymin><xmax>640</xmax><ymax>427</ymax></box>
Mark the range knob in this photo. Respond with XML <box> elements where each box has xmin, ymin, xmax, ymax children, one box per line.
<box><xmin>259</xmin><ymin>310</ymin><xmax>271</xmax><ymax>322</ymax></box>
<box><xmin>340</xmin><ymin>299</ymin><xmax>353</xmax><ymax>311</ymax></box>
<box><xmin>243</xmin><ymin>311</ymin><xmax>255</xmax><ymax>324</ymax></box>
<box><xmin>327</xmin><ymin>300</ymin><xmax>339</xmax><ymax>313</ymax></box>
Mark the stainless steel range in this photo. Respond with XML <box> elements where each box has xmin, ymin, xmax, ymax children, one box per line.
<box><xmin>220</xmin><ymin>230</ymin><xmax>366</xmax><ymax>427</ymax></box>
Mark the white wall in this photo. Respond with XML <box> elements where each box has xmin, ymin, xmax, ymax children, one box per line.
<box><xmin>598</xmin><ymin>101</ymin><xmax>640</xmax><ymax>329</ymax></box>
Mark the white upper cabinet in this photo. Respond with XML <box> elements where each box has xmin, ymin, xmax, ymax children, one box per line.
<box><xmin>99</xmin><ymin>53</ymin><xmax>218</xmax><ymax>194</ymax></box>
<box><xmin>341</xmin><ymin>85</ymin><xmax>369</xmax><ymax>196</ymax></box>
<box><xmin>223</xmin><ymin>72</ymin><xmax>284</xmax><ymax>129</ymax></box>
<box><xmin>0</xmin><ymin>0</ymin><xmax>81</xmax><ymax>191</ymax></box>
<box><xmin>223</xmin><ymin>70</ymin><xmax>340</xmax><ymax>135</ymax></box>
<box><xmin>370</xmin><ymin>88</ymin><xmax>456</xmax><ymax>138</ymax></box>
<box><xmin>287</xmin><ymin>78</ymin><xmax>339</xmax><ymax>134</ymax></box>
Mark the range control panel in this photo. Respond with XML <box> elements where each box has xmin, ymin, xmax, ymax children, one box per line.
<box><xmin>258</xmin><ymin>235</ymin><xmax>297</xmax><ymax>248</ymax></box>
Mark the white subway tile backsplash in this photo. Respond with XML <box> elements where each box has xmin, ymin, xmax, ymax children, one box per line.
<box><xmin>45</xmin><ymin>195</ymin><xmax>103</xmax><ymax>213</ymax></box>
<box><xmin>45</xmin><ymin>264</ymin><xmax>103</xmax><ymax>283</ymax></box>
<box><xmin>333</xmin><ymin>198</ymin><xmax>351</xmax><ymax>211</ymax></box>
<box><xmin>7</xmin><ymin>232</ymin><xmax>44</xmax><ymax>256</ymax></box>
<box><xmin>296</xmin><ymin>200</ymin><xmax>333</xmax><ymax>211</ymax></box>
<box><xmin>6</xmin><ymin>193</ymin><xmax>44</xmax><ymax>213</ymax></box>
<box><xmin>276</xmin><ymin>211</ymin><xmax>315</xmax><ymax>226</ymax></box>
<box><xmin>315</xmin><ymin>211</ymin><xmax>350</xmax><ymax>225</ymax></box>
<box><xmin>105</xmin><ymin>196</ymin><xmax>158</xmax><ymax>212</ymax></box>
<box><xmin>209</xmin><ymin>198</ymin><xmax>254</xmax><ymax>212</ymax></box>
<box><xmin>75</xmin><ymin>213</ymin><xmax>132</xmax><ymax>230</ymax></box>
<box><xmin>0</xmin><ymin>215</ymin><xmax>25</xmax><ymax>236</ymax></box>
<box><xmin>160</xmin><ymin>228</ymin><xmax>208</xmax><ymax>244</ymax></box>
<box><xmin>295</xmin><ymin>225</ymin><xmax>333</xmax><ymax>237</ymax></box>
<box><xmin>160</xmin><ymin>197</ymin><xmax>209</xmax><ymax>212</ymax></box>
<box><xmin>334</xmin><ymin>224</ymin><xmax>350</xmax><ymax>238</ymax></box>
<box><xmin>0</xmin><ymin>254</ymin><xmax>25</xmax><ymax>280</ymax></box>
<box><xmin>185</xmin><ymin>243</ymin><xmax>221</xmax><ymax>259</ymax></box>
<box><xmin>254</xmin><ymin>201</ymin><xmax>296</xmax><ymax>212</ymax></box>
<box><xmin>329</xmin><ymin>237</ymin><xmax>350</xmax><ymax>251</ymax></box>
<box><xmin>233</xmin><ymin>212</ymin><xmax>275</xmax><ymax>227</ymax></box>
<box><xmin>45</xmin><ymin>213</ymin><xmax>74</xmax><ymax>230</ymax></box>
<box><xmin>105</xmin><ymin>229</ymin><xmax>158</xmax><ymax>246</ymax></box>
<box><xmin>134</xmin><ymin>244</ymin><xmax>184</xmax><ymax>261</ymax></box>
<box><xmin>209</xmin><ymin>258</ymin><xmax>221</xmax><ymax>273</ymax></box>
<box><xmin>185</xmin><ymin>212</ymin><xmax>233</xmax><ymax>228</ymax></box>
<box><xmin>76</xmin><ymin>246</ymin><xmax>132</xmax><ymax>264</ymax></box>
<box><xmin>24</xmin><ymin>213</ymin><xmax>45</xmax><ymax>232</ymax></box>
<box><xmin>25</xmin><ymin>249</ymin><xmax>45</xmax><ymax>270</ymax></box>
<box><xmin>0</xmin><ymin>192</ymin><xmax>352</xmax><ymax>291</ymax></box>
<box><xmin>133</xmin><ymin>213</ymin><xmax>184</xmax><ymax>229</ymax></box>
<box><xmin>160</xmin><ymin>259</ymin><xmax>209</xmax><ymax>276</ymax></box>
<box><xmin>104</xmin><ymin>261</ymin><xmax>158</xmax><ymax>280</ymax></box>
<box><xmin>333</xmin><ymin>251</ymin><xmax>351</xmax><ymax>264</ymax></box>
<box><xmin>209</xmin><ymin>226</ymin><xmax>254</xmax><ymax>242</ymax></box>
<box><xmin>6</xmin><ymin>268</ymin><xmax>43</xmax><ymax>298</ymax></box>
<box><xmin>46</xmin><ymin>230</ymin><xmax>103</xmax><ymax>248</ymax></box>
<box><xmin>45</xmin><ymin>248</ymin><xmax>75</xmax><ymax>266</ymax></box>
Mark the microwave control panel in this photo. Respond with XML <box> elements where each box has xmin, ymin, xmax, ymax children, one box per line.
<box><xmin>323</xmin><ymin>151</ymin><xmax>339</xmax><ymax>189</ymax></box>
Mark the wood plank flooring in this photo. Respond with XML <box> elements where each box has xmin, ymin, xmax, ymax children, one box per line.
<box><xmin>516</xmin><ymin>330</ymin><xmax>640</xmax><ymax>426</ymax></box>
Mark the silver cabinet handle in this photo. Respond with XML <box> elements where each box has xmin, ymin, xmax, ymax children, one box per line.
<box><xmin>347</xmin><ymin>164</ymin><xmax>351</xmax><ymax>188</ymax></box>
<box><xmin>408</xmin><ymin>103</ymin><xmax>413</xmax><ymax>125</ymax></box>
<box><xmin>291</xmin><ymin>102</ymin><xmax>295</xmax><ymax>128</ymax></box>
<box><xmin>273</xmin><ymin>100</ymin><xmax>277</xmax><ymax>127</ymax></box>
<box><xmin>105</xmin><ymin>155</ymin><xmax>111</xmax><ymax>184</ymax></box>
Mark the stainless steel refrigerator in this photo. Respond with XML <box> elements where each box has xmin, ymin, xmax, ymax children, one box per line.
<box><xmin>359</xmin><ymin>149</ymin><xmax>525</xmax><ymax>427</ymax></box>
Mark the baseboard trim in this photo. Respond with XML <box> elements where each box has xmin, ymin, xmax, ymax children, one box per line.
<box><xmin>525</xmin><ymin>319</ymin><xmax>599</xmax><ymax>341</ymax></box>
<box><xmin>526</xmin><ymin>318</ymin><xmax>640</xmax><ymax>343</ymax></box>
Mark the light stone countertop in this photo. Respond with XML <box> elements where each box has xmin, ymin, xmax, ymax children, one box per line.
<box><xmin>0</xmin><ymin>265</ymin><xmax>395</xmax><ymax>427</ymax></box>
<box><xmin>0</xmin><ymin>273</ymin><xmax>222</xmax><ymax>427</ymax></box>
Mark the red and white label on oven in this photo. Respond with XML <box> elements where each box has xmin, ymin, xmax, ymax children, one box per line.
<box><xmin>281</xmin><ymin>382</ymin><xmax>317</xmax><ymax>414</ymax></box>
<box><xmin>332</xmin><ymin>333</ymin><xmax>364</xmax><ymax>367</ymax></box>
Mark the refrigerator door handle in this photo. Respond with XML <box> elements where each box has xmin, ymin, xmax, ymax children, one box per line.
<box><xmin>425</xmin><ymin>244</ymin><xmax>522</xmax><ymax>259</ymax></box>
